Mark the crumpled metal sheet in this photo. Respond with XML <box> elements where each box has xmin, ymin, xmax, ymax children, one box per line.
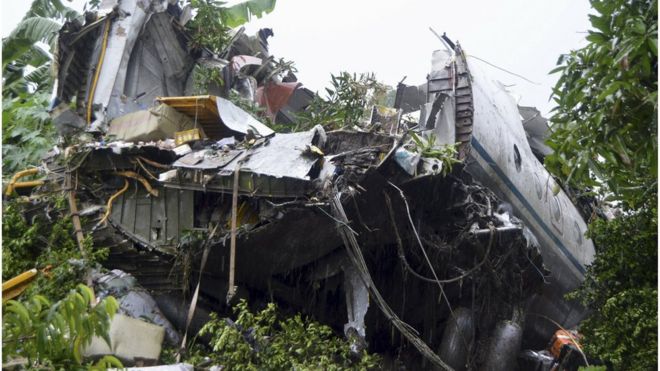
<box><xmin>93</xmin><ymin>269</ymin><xmax>181</xmax><ymax>345</ymax></box>
<box><xmin>173</xmin><ymin>148</ymin><xmax>243</xmax><ymax>169</ymax></box>
<box><xmin>166</xmin><ymin>127</ymin><xmax>330</xmax><ymax>197</ymax></box>
<box><xmin>216</xmin><ymin>96</ymin><xmax>275</xmax><ymax>137</ymax></box>
<box><xmin>518</xmin><ymin>105</ymin><xmax>553</xmax><ymax>160</ymax></box>
<box><xmin>256</xmin><ymin>81</ymin><xmax>302</xmax><ymax>119</ymax></box>
<box><xmin>171</xmin><ymin>128</ymin><xmax>325</xmax><ymax>179</ymax></box>
<box><xmin>223</xmin><ymin>130</ymin><xmax>321</xmax><ymax>178</ymax></box>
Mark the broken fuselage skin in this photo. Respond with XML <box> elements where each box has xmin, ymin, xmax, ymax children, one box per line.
<box><xmin>420</xmin><ymin>45</ymin><xmax>595</xmax><ymax>340</ymax></box>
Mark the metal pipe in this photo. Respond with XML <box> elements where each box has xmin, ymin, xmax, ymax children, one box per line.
<box><xmin>470</xmin><ymin>225</ymin><xmax>521</xmax><ymax>237</ymax></box>
<box><xmin>86</xmin><ymin>16</ymin><xmax>112</xmax><ymax>125</ymax></box>
<box><xmin>5</xmin><ymin>168</ymin><xmax>42</xmax><ymax>196</ymax></box>
<box><xmin>115</xmin><ymin>170</ymin><xmax>159</xmax><ymax>197</ymax></box>
<box><xmin>99</xmin><ymin>179</ymin><xmax>130</xmax><ymax>225</ymax></box>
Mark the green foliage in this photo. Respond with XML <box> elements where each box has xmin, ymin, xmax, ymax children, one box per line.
<box><xmin>187</xmin><ymin>0</ymin><xmax>233</xmax><ymax>53</ymax></box>
<box><xmin>191</xmin><ymin>64</ymin><xmax>225</xmax><ymax>93</ymax></box>
<box><xmin>221</xmin><ymin>0</ymin><xmax>277</xmax><ymax>28</ymax></box>
<box><xmin>409</xmin><ymin>133</ymin><xmax>461</xmax><ymax>176</ymax></box>
<box><xmin>187</xmin><ymin>0</ymin><xmax>277</xmax><ymax>53</ymax></box>
<box><xmin>2</xmin><ymin>0</ymin><xmax>79</xmax><ymax>97</ymax></box>
<box><xmin>2</xmin><ymin>16</ymin><xmax>61</xmax><ymax>69</ymax></box>
<box><xmin>568</xmin><ymin>208</ymin><xmax>657</xmax><ymax>370</ymax></box>
<box><xmin>549</xmin><ymin>1</ymin><xmax>658</xmax><ymax>367</ymax></box>
<box><xmin>546</xmin><ymin>0</ymin><xmax>657</xmax><ymax>210</ymax></box>
<box><xmin>296</xmin><ymin>72</ymin><xmax>388</xmax><ymax>132</ymax></box>
<box><xmin>197</xmin><ymin>300</ymin><xmax>380</xmax><ymax>370</ymax></box>
<box><xmin>2</xmin><ymin>198</ymin><xmax>109</xmax><ymax>300</ymax></box>
<box><xmin>22</xmin><ymin>0</ymin><xmax>80</xmax><ymax>21</ymax></box>
<box><xmin>3</xmin><ymin>284</ymin><xmax>121</xmax><ymax>370</ymax></box>
<box><xmin>2</xmin><ymin>92</ymin><xmax>56</xmax><ymax>176</ymax></box>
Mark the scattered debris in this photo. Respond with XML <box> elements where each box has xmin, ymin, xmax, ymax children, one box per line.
<box><xmin>5</xmin><ymin>0</ymin><xmax>598</xmax><ymax>369</ymax></box>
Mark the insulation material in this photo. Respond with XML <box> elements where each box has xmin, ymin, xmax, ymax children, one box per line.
<box><xmin>83</xmin><ymin>314</ymin><xmax>165</xmax><ymax>364</ymax></box>
<box><xmin>107</xmin><ymin>104</ymin><xmax>202</xmax><ymax>142</ymax></box>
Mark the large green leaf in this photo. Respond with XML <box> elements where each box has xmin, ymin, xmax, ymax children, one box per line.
<box><xmin>221</xmin><ymin>0</ymin><xmax>277</xmax><ymax>28</ymax></box>
<box><xmin>24</xmin><ymin>0</ymin><xmax>79</xmax><ymax>21</ymax></box>
<box><xmin>3</xmin><ymin>17</ymin><xmax>61</xmax><ymax>68</ymax></box>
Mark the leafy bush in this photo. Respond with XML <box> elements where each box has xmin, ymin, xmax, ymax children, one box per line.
<box><xmin>2</xmin><ymin>198</ymin><xmax>109</xmax><ymax>300</ymax></box>
<box><xmin>197</xmin><ymin>300</ymin><xmax>380</xmax><ymax>370</ymax></box>
<box><xmin>548</xmin><ymin>0</ymin><xmax>657</xmax><ymax>367</ymax></box>
<box><xmin>3</xmin><ymin>284</ymin><xmax>122</xmax><ymax>370</ymax></box>
<box><xmin>296</xmin><ymin>72</ymin><xmax>388</xmax><ymax>132</ymax></box>
<box><xmin>569</xmin><ymin>208</ymin><xmax>657</xmax><ymax>370</ymax></box>
<box><xmin>546</xmin><ymin>0</ymin><xmax>657</xmax><ymax>210</ymax></box>
<box><xmin>187</xmin><ymin>0</ymin><xmax>277</xmax><ymax>53</ymax></box>
<box><xmin>2</xmin><ymin>92</ymin><xmax>56</xmax><ymax>175</ymax></box>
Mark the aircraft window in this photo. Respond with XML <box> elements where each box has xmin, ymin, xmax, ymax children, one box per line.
<box><xmin>574</xmin><ymin>221</ymin><xmax>583</xmax><ymax>245</ymax></box>
<box><xmin>513</xmin><ymin>144</ymin><xmax>522</xmax><ymax>172</ymax></box>
<box><xmin>551</xmin><ymin>197</ymin><xmax>561</xmax><ymax>221</ymax></box>
<box><xmin>534</xmin><ymin>174</ymin><xmax>543</xmax><ymax>199</ymax></box>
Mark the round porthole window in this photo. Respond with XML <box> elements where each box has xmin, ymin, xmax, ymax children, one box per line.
<box><xmin>574</xmin><ymin>221</ymin><xmax>583</xmax><ymax>245</ymax></box>
<box><xmin>513</xmin><ymin>144</ymin><xmax>522</xmax><ymax>172</ymax></box>
<box><xmin>551</xmin><ymin>197</ymin><xmax>561</xmax><ymax>221</ymax></box>
<box><xmin>534</xmin><ymin>174</ymin><xmax>543</xmax><ymax>199</ymax></box>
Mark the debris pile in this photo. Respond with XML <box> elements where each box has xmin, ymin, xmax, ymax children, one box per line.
<box><xmin>3</xmin><ymin>0</ymin><xmax>597</xmax><ymax>369</ymax></box>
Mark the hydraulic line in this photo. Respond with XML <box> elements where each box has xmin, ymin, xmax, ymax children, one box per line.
<box><xmin>99</xmin><ymin>178</ymin><xmax>129</xmax><ymax>225</ymax></box>
<box><xmin>86</xmin><ymin>16</ymin><xmax>112</xmax><ymax>125</ymax></box>
<box><xmin>5</xmin><ymin>168</ymin><xmax>44</xmax><ymax>196</ymax></box>
<box><xmin>114</xmin><ymin>170</ymin><xmax>159</xmax><ymax>197</ymax></box>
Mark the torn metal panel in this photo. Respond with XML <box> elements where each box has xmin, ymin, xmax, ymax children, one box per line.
<box><xmin>50</xmin><ymin>102</ymin><xmax>87</xmax><ymax>135</ymax></box>
<box><xmin>173</xmin><ymin>149</ymin><xmax>243</xmax><ymax>170</ymax></box>
<box><xmin>256</xmin><ymin>81</ymin><xmax>301</xmax><ymax>120</ymax></box>
<box><xmin>369</xmin><ymin>105</ymin><xmax>401</xmax><ymax>135</ymax></box>
<box><xmin>394</xmin><ymin>82</ymin><xmax>427</xmax><ymax>114</ymax></box>
<box><xmin>55</xmin><ymin>0</ymin><xmax>194</xmax><ymax>126</ymax></box>
<box><xmin>167</xmin><ymin>128</ymin><xmax>330</xmax><ymax>197</ymax></box>
<box><xmin>342</xmin><ymin>262</ymin><xmax>369</xmax><ymax>352</ymax></box>
<box><xmin>230</xmin><ymin>55</ymin><xmax>263</xmax><ymax>73</ymax></box>
<box><xmin>518</xmin><ymin>105</ymin><xmax>553</xmax><ymax>161</ymax></box>
<box><xmin>275</xmin><ymin>86</ymin><xmax>315</xmax><ymax>124</ymax></box>
<box><xmin>92</xmin><ymin>269</ymin><xmax>180</xmax><ymax>345</ymax></box>
<box><xmin>118</xmin><ymin>12</ymin><xmax>194</xmax><ymax>116</ymax></box>
<box><xmin>427</xmin><ymin>46</ymin><xmax>473</xmax><ymax>159</ymax></box>
<box><xmin>422</xmin><ymin>92</ymin><xmax>456</xmax><ymax>147</ymax></box>
<box><xmin>110</xmin><ymin>186</ymin><xmax>194</xmax><ymax>252</ymax></box>
<box><xmin>216</xmin><ymin>96</ymin><xmax>275</xmax><ymax>136</ymax></box>
<box><xmin>88</xmin><ymin>0</ymin><xmax>151</xmax><ymax>123</ymax></box>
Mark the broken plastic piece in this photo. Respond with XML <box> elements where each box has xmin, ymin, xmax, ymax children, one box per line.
<box><xmin>393</xmin><ymin>148</ymin><xmax>421</xmax><ymax>176</ymax></box>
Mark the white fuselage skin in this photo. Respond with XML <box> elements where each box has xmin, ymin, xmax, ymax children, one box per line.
<box><xmin>433</xmin><ymin>50</ymin><xmax>596</xmax><ymax>336</ymax></box>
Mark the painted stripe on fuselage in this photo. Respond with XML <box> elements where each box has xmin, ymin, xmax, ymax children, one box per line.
<box><xmin>470</xmin><ymin>137</ymin><xmax>586</xmax><ymax>275</ymax></box>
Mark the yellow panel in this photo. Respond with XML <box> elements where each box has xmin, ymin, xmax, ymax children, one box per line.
<box><xmin>156</xmin><ymin>96</ymin><xmax>225</xmax><ymax>139</ymax></box>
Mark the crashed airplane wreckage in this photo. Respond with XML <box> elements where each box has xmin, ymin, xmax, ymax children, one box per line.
<box><xmin>8</xmin><ymin>0</ymin><xmax>595</xmax><ymax>369</ymax></box>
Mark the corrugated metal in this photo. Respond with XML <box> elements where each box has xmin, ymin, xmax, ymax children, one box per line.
<box><xmin>110</xmin><ymin>185</ymin><xmax>194</xmax><ymax>251</ymax></box>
